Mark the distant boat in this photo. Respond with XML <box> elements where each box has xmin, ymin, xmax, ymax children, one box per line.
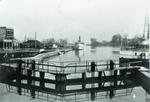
<box><xmin>73</xmin><ymin>36</ymin><xmax>84</xmax><ymax>50</ymax></box>
<box><xmin>119</xmin><ymin>16</ymin><xmax>149</xmax><ymax>68</ymax></box>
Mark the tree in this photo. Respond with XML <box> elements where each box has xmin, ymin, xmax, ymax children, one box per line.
<box><xmin>111</xmin><ymin>34</ymin><xmax>122</xmax><ymax>46</ymax></box>
<box><xmin>128</xmin><ymin>34</ymin><xmax>145</xmax><ymax>46</ymax></box>
<box><xmin>43</xmin><ymin>38</ymin><xmax>55</xmax><ymax>48</ymax></box>
<box><xmin>58</xmin><ymin>39</ymin><xmax>68</xmax><ymax>47</ymax></box>
<box><xmin>90</xmin><ymin>38</ymin><xmax>99</xmax><ymax>46</ymax></box>
<box><xmin>121</xmin><ymin>34</ymin><xmax>128</xmax><ymax>47</ymax></box>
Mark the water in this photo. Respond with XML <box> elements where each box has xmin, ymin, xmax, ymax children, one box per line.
<box><xmin>0</xmin><ymin>46</ymin><xmax>149</xmax><ymax>102</ymax></box>
<box><xmin>44</xmin><ymin>46</ymin><xmax>120</xmax><ymax>62</ymax></box>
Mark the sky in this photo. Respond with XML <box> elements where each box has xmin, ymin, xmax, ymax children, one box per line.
<box><xmin>0</xmin><ymin>0</ymin><xmax>149</xmax><ymax>43</ymax></box>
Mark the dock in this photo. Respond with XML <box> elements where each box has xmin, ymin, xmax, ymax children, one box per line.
<box><xmin>0</xmin><ymin>59</ymin><xmax>147</xmax><ymax>101</ymax></box>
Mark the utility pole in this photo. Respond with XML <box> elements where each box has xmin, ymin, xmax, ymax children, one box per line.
<box><xmin>35</xmin><ymin>32</ymin><xmax>36</xmax><ymax>49</ymax></box>
<box><xmin>143</xmin><ymin>16</ymin><xmax>149</xmax><ymax>39</ymax></box>
<box><xmin>147</xmin><ymin>22</ymin><xmax>149</xmax><ymax>39</ymax></box>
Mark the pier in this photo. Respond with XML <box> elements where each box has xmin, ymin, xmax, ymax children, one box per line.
<box><xmin>0</xmin><ymin>48</ymin><xmax>73</xmax><ymax>63</ymax></box>
<box><xmin>0</xmin><ymin>59</ymin><xmax>147</xmax><ymax>101</ymax></box>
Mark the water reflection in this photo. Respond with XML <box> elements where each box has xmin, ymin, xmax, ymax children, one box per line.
<box><xmin>46</xmin><ymin>46</ymin><xmax>120</xmax><ymax>62</ymax></box>
<box><xmin>75</xmin><ymin>50</ymin><xmax>84</xmax><ymax>62</ymax></box>
<box><xmin>3</xmin><ymin>81</ymin><xmax>149</xmax><ymax>102</ymax></box>
<box><xmin>90</xmin><ymin>46</ymin><xmax>97</xmax><ymax>50</ymax></box>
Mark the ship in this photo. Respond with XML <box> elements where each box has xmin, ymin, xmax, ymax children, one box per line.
<box><xmin>73</xmin><ymin>36</ymin><xmax>84</xmax><ymax>50</ymax></box>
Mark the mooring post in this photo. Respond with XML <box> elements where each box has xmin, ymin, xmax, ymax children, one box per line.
<box><xmin>55</xmin><ymin>74</ymin><xmax>67</xmax><ymax>92</ymax></box>
<box><xmin>82</xmin><ymin>73</ymin><xmax>86</xmax><ymax>80</ymax></box>
<box><xmin>109</xmin><ymin>60</ymin><xmax>115</xmax><ymax>98</ymax></box>
<box><xmin>90</xmin><ymin>90</ymin><xmax>96</xmax><ymax>101</ymax></box>
<box><xmin>40</xmin><ymin>71</ymin><xmax>45</xmax><ymax>87</ymax></box>
<box><xmin>110</xmin><ymin>60</ymin><xmax>115</xmax><ymax>77</ymax></box>
<box><xmin>98</xmin><ymin>71</ymin><xmax>102</xmax><ymax>88</ymax></box>
<box><xmin>27</xmin><ymin>59</ymin><xmax>29</xmax><ymax>67</ymax></box>
<box><xmin>31</xmin><ymin>89</ymin><xmax>35</xmax><ymax>99</ymax></box>
<box><xmin>82</xmin><ymin>73</ymin><xmax>86</xmax><ymax>89</ymax></box>
<box><xmin>142</xmin><ymin>59</ymin><xmax>148</xmax><ymax>68</ymax></box>
<box><xmin>27</xmin><ymin>69</ymin><xmax>32</xmax><ymax>85</ymax></box>
<box><xmin>31</xmin><ymin>60</ymin><xmax>35</xmax><ymax>70</ymax></box>
<box><xmin>31</xmin><ymin>60</ymin><xmax>35</xmax><ymax>98</ymax></box>
<box><xmin>110</xmin><ymin>60</ymin><xmax>114</xmax><ymax>71</ymax></box>
<box><xmin>17</xmin><ymin>60</ymin><xmax>22</xmax><ymax>95</ymax></box>
<box><xmin>56</xmin><ymin>74</ymin><xmax>67</xmax><ymax>82</ymax></box>
<box><xmin>91</xmin><ymin>61</ymin><xmax>96</xmax><ymax>80</ymax></box>
<box><xmin>91</xmin><ymin>62</ymin><xmax>96</xmax><ymax>93</ymax></box>
<box><xmin>109</xmin><ymin>88</ymin><xmax>114</xmax><ymax>99</ymax></box>
<box><xmin>91</xmin><ymin>62</ymin><xmax>96</xmax><ymax>72</ymax></box>
<box><xmin>110</xmin><ymin>60</ymin><xmax>115</xmax><ymax>87</ymax></box>
<box><xmin>56</xmin><ymin>82</ymin><xmax>66</xmax><ymax>93</ymax></box>
<box><xmin>114</xmin><ymin>70</ymin><xmax>117</xmax><ymax>86</ymax></box>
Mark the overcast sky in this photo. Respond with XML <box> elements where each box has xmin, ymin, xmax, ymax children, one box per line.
<box><xmin>0</xmin><ymin>0</ymin><xmax>149</xmax><ymax>43</ymax></box>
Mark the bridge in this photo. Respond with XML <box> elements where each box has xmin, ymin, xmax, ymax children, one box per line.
<box><xmin>0</xmin><ymin>59</ymin><xmax>149</xmax><ymax>101</ymax></box>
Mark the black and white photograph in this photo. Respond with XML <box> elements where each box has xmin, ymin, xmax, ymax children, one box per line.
<box><xmin>0</xmin><ymin>0</ymin><xmax>150</xmax><ymax>102</ymax></box>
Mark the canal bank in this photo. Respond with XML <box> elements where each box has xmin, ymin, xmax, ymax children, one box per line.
<box><xmin>20</xmin><ymin>48</ymin><xmax>73</xmax><ymax>62</ymax></box>
<box><xmin>0</xmin><ymin>48</ymin><xmax>73</xmax><ymax>63</ymax></box>
<box><xmin>0</xmin><ymin>49</ymin><xmax>39</xmax><ymax>62</ymax></box>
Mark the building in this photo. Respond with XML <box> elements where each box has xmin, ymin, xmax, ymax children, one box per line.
<box><xmin>22</xmin><ymin>40</ymin><xmax>43</xmax><ymax>49</ymax></box>
<box><xmin>0</xmin><ymin>27</ymin><xmax>14</xmax><ymax>40</ymax></box>
<box><xmin>0</xmin><ymin>26</ymin><xmax>19</xmax><ymax>49</ymax></box>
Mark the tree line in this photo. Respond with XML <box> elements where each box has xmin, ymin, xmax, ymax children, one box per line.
<box><xmin>91</xmin><ymin>34</ymin><xmax>145</xmax><ymax>47</ymax></box>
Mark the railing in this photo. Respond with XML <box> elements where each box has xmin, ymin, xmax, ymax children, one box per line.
<box><xmin>20</xmin><ymin>60</ymin><xmax>119</xmax><ymax>74</ymax></box>
<box><xmin>6</xmin><ymin>83</ymin><xmax>134</xmax><ymax>102</ymax></box>
<box><xmin>18</xmin><ymin>59</ymin><xmax>142</xmax><ymax>74</ymax></box>
<box><xmin>0</xmin><ymin>58</ymin><xmax>143</xmax><ymax>75</ymax></box>
<box><xmin>0</xmin><ymin>59</ymin><xmax>144</xmax><ymax>102</ymax></box>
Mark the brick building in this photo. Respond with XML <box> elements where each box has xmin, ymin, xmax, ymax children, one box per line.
<box><xmin>0</xmin><ymin>26</ymin><xmax>19</xmax><ymax>49</ymax></box>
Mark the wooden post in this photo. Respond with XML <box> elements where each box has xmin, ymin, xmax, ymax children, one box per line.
<box><xmin>90</xmin><ymin>90</ymin><xmax>96</xmax><ymax>101</ymax></box>
<box><xmin>109</xmin><ymin>88</ymin><xmax>114</xmax><ymax>99</ymax></box>
<box><xmin>91</xmin><ymin>62</ymin><xmax>96</xmax><ymax>90</ymax></box>
<box><xmin>91</xmin><ymin>62</ymin><xmax>96</xmax><ymax>72</ymax></box>
<box><xmin>110</xmin><ymin>60</ymin><xmax>114</xmax><ymax>70</ymax></box>
<box><xmin>31</xmin><ymin>60</ymin><xmax>35</xmax><ymax>70</ymax></box>
<box><xmin>55</xmin><ymin>74</ymin><xmax>67</xmax><ymax>92</ymax></box>
<box><xmin>98</xmin><ymin>72</ymin><xmax>102</xmax><ymax>88</ymax></box>
<box><xmin>27</xmin><ymin>59</ymin><xmax>29</xmax><ymax>67</ymax></box>
<box><xmin>82</xmin><ymin>73</ymin><xmax>86</xmax><ymax>80</ymax></box>
<box><xmin>91</xmin><ymin>62</ymin><xmax>96</xmax><ymax>79</ymax></box>
<box><xmin>17</xmin><ymin>60</ymin><xmax>22</xmax><ymax>95</ymax></box>
<box><xmin>27</xmin><ymin>69</ymin><xmax>32</xmax><ymax>85</ymax></box>
<box><xmin>114</xmin><ymin>70</ymin><xmax>117</xmax><ymax>86</ymax></box>
<box><xmin>3</xmin><ymin>41</ymin><xmax>4</xmax><ymax>49</ymax></box>
<box><xmin>55</xmin><ymin>74</ymin><xmax>67</xmax><ymax>82</ymax></box>
<box><xmin>82</xmin><ymin>73</ymin><xmax>86</xmax><ymax>89</ymax></box>
<box><xmin>110</xmin><ymin>60</ymin><xmax>114</xmax><ymax>84</ymax></box>
<box><xmin>31</xmin><ymin>60</ymin><xmax>35</xmax><ymax>98</ymax></box>
<box><xmin>40</xmin><ymin>71</ymin><xmax>45</xmax><ymax>87</ymax></box>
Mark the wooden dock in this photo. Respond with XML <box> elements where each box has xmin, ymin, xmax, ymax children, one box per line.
<box><xmin>0</xmin><ymin>59</ymin><xmax>149</xmax><ymax>101</ymax></box>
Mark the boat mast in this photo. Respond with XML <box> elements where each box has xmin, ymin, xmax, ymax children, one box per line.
<box><xmin>78</xmin><ymin>36</ymin><xmax>81</xmax><ymax>42</ymax></box>
<box><xmin>147</xmin><ymin>20</ymin><xmax>149</xmax><ymax>39</ymax></box>
<box><xmin>143</xmin><ymin>16</ymin><xmax>150</xmax><ymax>39</ymax></box>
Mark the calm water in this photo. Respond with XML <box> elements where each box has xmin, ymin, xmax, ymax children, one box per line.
<box><xmin>44</xmin><ymin>46</ymin><xmax>120</xmax><ymax>62</ymax></box>
<box><xmin>0</xmin><ymin>46</ymin><xmax>150</xmax><ymax>102</ymax></box>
